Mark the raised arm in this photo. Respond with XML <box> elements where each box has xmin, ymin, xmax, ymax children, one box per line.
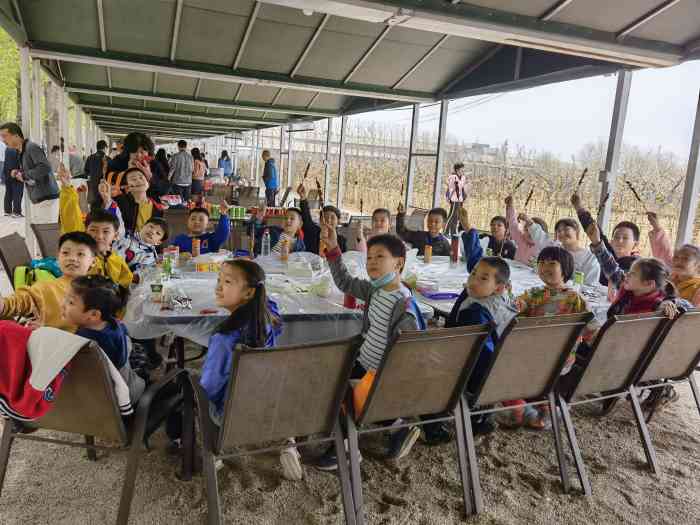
<box><xmin>586</xmin><ymin>222</ymin><xmax>625</xmax><ymax>289</ymax></box>
<box><xmin>58</xmin><ymin>165</ymin><xmax>85</xmax><ymax>235</ymax></box>
<box><xmin>321</xmin><ymin>220</ymin><xmax>372</xmax><ymax>301</ymax></box>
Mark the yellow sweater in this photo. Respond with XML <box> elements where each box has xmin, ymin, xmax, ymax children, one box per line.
<box><xmin>59</xmin><ymin>185</ymin><xmax>133</xmax><ymax>287</ymax></box>
<box><xmin>0</xmin><ymin>276</ymin><xmax>76</xmax><ymax>332</ymax></box>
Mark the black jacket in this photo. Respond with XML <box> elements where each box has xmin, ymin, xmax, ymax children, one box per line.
<box><xmin>299</xmin><ymin>199</ymin><xmax>347</xmax><ymax>254</ymax></box>
<box><xmin>114</xmin><ymin>193</ymin><xmax>164</xmax><ymax>234</ymax></box>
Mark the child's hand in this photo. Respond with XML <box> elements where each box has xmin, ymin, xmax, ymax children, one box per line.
<box><xmin>585</xmin><ymin>221</ymin><xmax>602</xmax><ymax>246</ymax></box>
<box><xmin>25</xmin><ymin>318</ymin><xmax>43</xmax><ymax>330</ymax></box>
<box><xmin>647</xmin><ymin>211</ymin><xmax>660</xmax><ymax>230</ymax></box>
<box><xmin>296</xmin><ymin>183</ymin><xmax>307</xmax><ymax>200</ymax></box>
<box><xmin>98</xmin><ymin>179</ymin><xmax>112</xmax><ymax>204</ymax></box>
<box><xmin>571</xmin><ymin>192</ymin><xmax>582</xmax><ymax>210</ymax></box>
<box><xmin>661</xmin><ymin>300</ymin><xmax>679</xmax><ymax>319</ymax></box>
<box><xmin>517</xmin><ymin>212</ymin><xmax>532</xmax><ymax>227</ymax></box>
<box><xmin>505</xmin><ymin>195</ymin><xmax>513</xmax><ymax>207</ymax></box>
<box><xmin>459</xmin><ymin>207</ymin><xmax>470</xmax><ymax>230</ymax></box>
<box><xmin>58</xmin><ymin>164</ymin><xmax>72</xmax><ymax>187</ymax></box>
<box><xmin>130</xmin><ymin>158</ymin><xmax>152</xmax><ymax>180</ymax></box>
<box><xmin>397</xmin><ymin>202</ymin><xmax>405</xmax><ymax>214</ymax></box>
<box><xmin>320</xmin><ymin>217</ymin><xmax>338</xmax><ymax>251</ymax></box>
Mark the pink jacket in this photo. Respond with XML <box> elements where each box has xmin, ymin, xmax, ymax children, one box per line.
<box><xmin>649</xmin><ymin>227</ymin><xmax>700</xmax><ymax>306</ymax></box>
<box><xmin>446</xmin><ymin>173</ymin><xmax>468</xmax><ymax>203</ymax></box>
<box><xmin>506</xmin><ymin>204</ymin><xmax>554</xmax><ymax>265</ymax></box>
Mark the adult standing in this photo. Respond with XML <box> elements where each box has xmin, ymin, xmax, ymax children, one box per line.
<box><xmin>0</xmin><ymin>122</ymin><xmax>60</xmax><ymax>224</ymax></box>
<box><xmin>149</xmin><ymin>148</ymin><xmax>171</xmax><ymax>199</ymax></box>
<box><xmin>169</xmin><ymin>140</ymin><xmax>193</xmax><ymax>202</ymax></box>
<box><xmin>191</xmin><ymin>147</ymin><xmax>206</xmax><ymax>196</ymax></box>
<box><xmin>445</xmin><ymin>162</ymin><xmax>469</xmax><ymax>236</ymax></box>
<box><xmin>218</xmin><ymin>150</ymin><xmax>233</xmax><ymax>180</ymax></box>
<box><xmin>84</xmin><ymin>139</ymin><xmax>108</xmax><ymax>207</ymax></box>
<box><xmin>261</xmin><ymin>149</ymin><xmax>279</xmax><ymax>207</ymax></box>
<box><xmin>68</xmin><ymin>145</ymin><xmax>84</xmax><ymax>178</ymax></box>
<box><xmin>2</xmin><ymin>146</ymin><xmax>23</xmax><ymax>217</ymax></box>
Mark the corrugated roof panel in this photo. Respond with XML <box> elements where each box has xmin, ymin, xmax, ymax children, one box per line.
<box><xmin>235</xmin><ymin>109</ymin><xmax>269</xmax><ymax>119</ymax></box>
<box><xmin>22</xmin><ymin>0</ymin><xmax>100</xmax><ymax>48</ymax></box>
<box><xmin>76</xmin><ymin>93</ymin><xmax>111</xmax><ymax>105</ymax></box>
<box><xmin>103</xmin><ymin>0</ymin><xmax>173</xmax><ymax>57</ymax></box>
<box><xmin>349</xmin><ymin>37</ymin><xmax>438</xmax><ymax>87</ymax></box>
<box><xmin>630</xmin><ymin>3</ymin><xmax>700</xmax><ymax>45</ymax></box>
<box><xmin>156</xmin><ymin>74</ymin><xmax>198</xmax><ymax>97</ymax></box>
<box><xmin>111</xmin><ymin>96</ymin><xmax>144</xmax><ymax>108</ymax></box>
<box><xmin>399</xmin><ymin>45</ymin><xmax>489</xmax><ymax>92</ymax></box>
<box><xmin>311</xmin><ymin>93</ymin><xmax>347</xmax><ymax>111</ymax></box>
<box><xmin>256</xmin><ymin>3</ymin><xmax>325</xmax><ymax>29</ymax></box>
<box><xmin>277</xmin><ymin>89</ymin><xmax>317</xmax><ymax>108</ymax></box>
<box><xmin>197</xmin><ymin>80</ymin><xmax>239</xmax><ymax>101</ymax></box>
<box><xmin>110</xmin><ymin>68</ymin><xmax>152</xmax><ymax>92</ymax></box>
<box><xmin>184</xmin><ymin>0</ymin><xmax>255</xmax><ymax>17</ymax></box>
<box><xmin>550</xmin><ymin>0</ymin><xmax>664</xmax><ymax>33</ymax></box>
<box><xmin>61</xmin><ymin>62</ymin><xmax>108</xmax><ymax>86</ymax></box>
<box><xmin>383</xmin><ymin>26</ymin><xmax>447</xmax><ymax>47</ymax></box>
<box><xmin>460</xmin><ymin>0</ymin><xmax>558</xmax><ymax>17</ymax></box>
<box><xmin>240</xmin><ymin>85</ymin><xmax>279</xmax><ymax>104</ymax></box>
<box><xmin>146</xmin><ymin>101</ymin><xmax>177</xmax><ymax>112</ymax></box>
<box><xmin>175</xmin><ymin>7</ymin><xmax>242</xmax><ymax>65</ymax></box>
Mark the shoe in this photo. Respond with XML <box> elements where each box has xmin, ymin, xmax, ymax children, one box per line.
<box><xmin>280</xmin><ymin>442</ymin><xmax>303</xmax><ymax>481</ymax></box>
<box><xmin>13</xmin><ymin>213</ymin><xmax>23</xmax><ymax>218</ymax></box>
<box><xmin>422</xmin><ymin>422</ymin><xmax>452</xmax><ymax>446</ymax></box>
<box><xmin>387</xmin><ymin>425</ymin><xmax>421</xmax><ymax>460</ymax></box>
<box><xmin>315</xmin><ymin>441</ymin><xmax>362</xmax><ymax>472</ymax></box>
<box><xmin>472</xmin><ymin>413</ymin><xmax>496</xmax><ymax>435</ymax></box>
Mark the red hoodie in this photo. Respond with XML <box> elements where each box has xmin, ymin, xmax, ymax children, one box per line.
<box><xmin>608</xmin><ymin>289</ymin><xmax>666</xmax><ymax>317</ymax></box>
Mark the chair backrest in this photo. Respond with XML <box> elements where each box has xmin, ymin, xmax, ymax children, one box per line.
<box><xmin>33</xmin><ymin>343</ymin><xmax>128</xmax><ymax>443</ymax></box>
<box><xmin>31</xmin><ymin>223</ymin><xmax>61</xmax><ymax>258</ymax></box>
<box><xmin>569</xmin><ymin>313</ymin><xmax>668</xmax><ymax>400</ymax></box>
<box><xmin>217</xmin><ymin>336</ymin><xmax>360</xmax><ymax>452</ymax></box>
<box><xmin>358</xmin><ymin>326</ymin><xmax>490</xmax><ymax>426</ymax></box>
<box><xmin>238</xmin><ymin>186</ymin><xmax>260</xmax><ymax>208</ymax></box>
<box><xmin>405</xmin><ymin>208</ymin><xmax>429</xmax><ymax>230</ymax></box>
<box><xmin>638</xmin><ymin>309</ymin><xmax>700</xmax><ymax>383</ymax></box>
<box><xmin>163</xmin><ymin>208</ymin><xmax>190</xmax><ymax>240</ymax></box>
<box><xmin>0</xmin><ymin>233</ymin><xmax>32</xmax><ymax>288</ymax></box>
<box><xmin>476</xmin><ymin>313</ymin><xmax>592</xmax><ymax>406</ymax></box>
<box><xmin>210</xmin><ymin>183</ymin><xmax>233</xmax><ymax>202</ymax></box>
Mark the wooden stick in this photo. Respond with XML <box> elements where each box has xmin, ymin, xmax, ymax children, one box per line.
<box><xmin>360</xmin><ymin>198</ymin><xmax>364</xmax><ymax>215</ymax></box>
<box><xmin>596</xmin><ymin>192</ymin><xmax>610</xmax><ymax>217</ymax></box>
<box><xmin>315</xmin><ymin>177</ymin><xmax>323</xmax><ymax>207</ymax></box>
<box><xmin>625</xmin><ymin>180</ymin><xmax>647</xmax><ymax>211</ymax></box>
<box><xmin>524</xmin><ymin>188</ymin><xmax>534</xmax><ymax>208</ymax></box>
<box><xmin>512</xmin><ymin>178</ymin><xmax>525</xmax><ymax>192</ymax></box>
<box><xmin>302</xmin><ymin>162</ymin><xmax>311</xmax><ymax>180</ymax></box>
<box><xmin>576</xmin><ymin>168</ymin><xmax>589</xmax><ymax>189</ymax></box>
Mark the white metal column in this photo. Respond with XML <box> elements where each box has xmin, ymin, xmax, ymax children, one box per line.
<box><xmin>253</xmin><ymin>130</ymin><xmax>260</xmax><ymax>185</ymax></box>
<box><xmin>287</xmin><ymin>129</ymin><xmax>294</xmax><ymax>189</ymax></box>
<box><xmin>323</xmin><ymin>117</ymin><xmax>332</xmax><ymax>202</ymax></box>
<box><xmin>20</xmin><ymin>47</ymin><xmax>33</xmax><ymax>247</ymax></box>
<box><xmin>31</xmin><ymin>59</ymin><xmax>42</xmax><ymax>145</ymax></box>
<box><xmin>336</xmin><ymin>115</ymin><xmax>348</xmax><ymax>208</ymax></box>
<box><xmin>432</xmin><ymin>100</ymin><xmax>449</xmax><ymax>208</ymax></box>
<box><xmin>676</xmin><ymin>91</ymin><xmax>700</xmax><ymax>247</ymax></box>
<box><xmin>75</xmin><ymin>106</ymin><xmax>83</xmax><ymax>154</ymax></box>
<box><xmin>404</xmin><ymin>104</ymin><xmax>420</xmax><ymax>209</ymax></box>
<box><xmin>597</xmin><ymin>70</ymin><xmax>632</xmax><ymax>231</ymax></box>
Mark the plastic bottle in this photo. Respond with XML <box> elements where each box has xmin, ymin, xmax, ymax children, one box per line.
<box><xmin>261</xmin><ymin>229</ymin><xmax>271</xmax><ymax>257</ymax></box>
<box><xmin>192</xmin><ymin>238</ymin><xmax>201</xmax><ymax>258</ymax></box>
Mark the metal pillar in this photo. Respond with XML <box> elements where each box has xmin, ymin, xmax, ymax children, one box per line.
<box><xmin>252</xmin><ymin>130</ymin><xmax>260</xmax><ymax>185</ymax></box>
<box><xmin>19</xmin><ymin>47</ymin><xmax>34</xmax><ymax>248</ymax></box>
<box><xmin>404</xmin><ymin>104</ymin><xmax>420</xmax><ymax>209</ymax></box>
<box><xmin>75</xmin><ymin>107</ymin><xmax>83</xmax><ymax>154</ymax></box>
<box><xmin>433</xmin><ymin>100</ymin><xmax>449</xmax><ymax>208</ymax></box>
<box><xmin>676</xmin><ymin>91</ymin><xmax>700</xmax><ymax>247</ymax></box>
<box><xmin>597</xmin><ymin>70</ymin><xmax>632</xmax><ymax>231</ymax></box>
<box><xmin>31</xmin><ymin>59</ymin><xmax>42</xmax><ymax>144</ymax></box>
<box><xmin>287</xmin><ymin>129</ymin><xmax>294</xmax><ymax>188</ymax></box>
<box><xmin>278</xmin><ymin>126</ymin><xmax>285</xmax><ymax>181</ymax></box>
<box><xmin>323</xmin><ymin>117</ymin><xmax>332</xmax><ymax>200</ymax></box>
<box><xmin>336</xmin><ymin>115</ymin><xmax>348</xmax><ymax>208</ymax></box>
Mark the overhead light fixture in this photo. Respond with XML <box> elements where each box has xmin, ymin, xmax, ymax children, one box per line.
<box><xmin>386</xmin><ymin>7</ymin><xmax>413</xmax><ymax>26</ymax></box>
<box><xmin>302</xmin><ymin>8</ymin><xmax>314</xmax><ymax>16</ymax></box>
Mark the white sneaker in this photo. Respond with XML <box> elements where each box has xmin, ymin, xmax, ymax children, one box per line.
<box><xmin>280</xmin><ymin>444</ymin><xmax>303</xmax><ymax>481</ymax></box>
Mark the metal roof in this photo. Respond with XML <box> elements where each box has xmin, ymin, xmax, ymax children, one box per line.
<box><xmin>0</xmin><ymin>0</ymin><xmax>697</xmax><ymax>139</ymax></box>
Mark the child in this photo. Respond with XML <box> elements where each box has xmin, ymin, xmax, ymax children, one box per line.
<box><xmin>317</xmin><ymin>228</ymin><xmax>426</xmax><ymax>468</ymax></box>
<box><xmin>0</xmin><ymin>232</ymin><xmax>96</xmax><ymax>331</ymax></box>
<box><xmin>505</xmin><ymin>195</ymin><xmax>553</xmax><ymax>265</ymax></box>
<box><xmin>395</xmin><ymin>203</ymin><xmax>451</xmax><ymax>256</ymax></box>
<box><xmin>482</xmin><ymin>215</ymin><xmax>516</xmax><ymax>260</ymax></box>
<box><xmin>113</xmin><ymin>217</ymin><xmax>169</xmax><ymax>278</ymax></box>
<box><xmin>554</xmin><ymin>218</ymin><xmax>601</xmax><ymax>286</ymax></box>
<box><xmin>61</xmin><ymin>275</ymin><xmax>145</xmax><ymax>404</ymax></box>
<box><xmin>357</xmin><ymin>208</ymin><xmax>392</xmax><ymax>253</ymax></box>
<box><xmin>459</xmin><ymin>208</ymin><xmax>516</xmax><ymax>271</ymax></box>
<box><xmin>106</xmin><ymin>168</ymin><xmax>165</xmax><ymax>235</ymax></box>
<box><xmin>252</xmin><ymin>206</ymin><xmax>306</xmax><ymax>255</ymax></box>
<box><xmin>647</xmin><ymin>212</ymin><xmax>700</xmax><ymax>306</ymax></box>
<box><xmin>198</xmin><ymin>260</ymin><xmax>298</xmax><ymax>478</ymax></box>
<box><xmin>571</xmin><ymin>193</ymin><xmax>640</xmax><ymax>286</ymax></box>
<box><xmin>297</xmin><ymin>183</ymin><xmax>348</xmax><ymax>254</ymax></box>
<box><xmin>170</xmin><ymin>205</ymin><xmax>231</xmax><ymax>255</ymax></box>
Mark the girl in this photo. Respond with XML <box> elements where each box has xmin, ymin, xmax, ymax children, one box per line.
<box><xmin>554</xmin><ymin>218</ymin><xmax>601</xmax><ymax>286</ymax></box>
<box><xmin>445</xmin><ymin>162</ymin><xmax>469</xmax><ymax>235</ymax></box>
<box><xmin>356</xmin><ymin>208</ymin><xmax>392</xmax><ymax>253</ymax></box>
<box><xmin>505</xmin><ymin>195</ymin><xmax>554</xmax><ymax>265</ymax></box>
<box><xmin>191</xmin><ymin>147</ymin><xmax>207</xmax><ymax>196</ymax></box>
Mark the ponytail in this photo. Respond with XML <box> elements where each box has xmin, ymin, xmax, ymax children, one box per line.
<box><xmin>635</xmin><ymin>258</ymin><xmax>676</xmax><ymax>299</ymax></box>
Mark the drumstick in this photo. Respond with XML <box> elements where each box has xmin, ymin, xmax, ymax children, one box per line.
<box><xmin>512</xmin><ymin>178</ymin><xmax>525</xmax><ymax>192</ymax></box>
<box><xmin>524</xmin><ymin>188</ymin><xmax>534</xmax><ymax>209</ymax></box>
<box><xmin>596</xmin><ymin>192</ymin><xmax>610</xmax><ymax>217</ymax></box>
<box><xmin>302</xmin><ymin>162</ymin><xmax>311</xmax><ymax>181</ymax></box>
<box><xmin>576</xmin><ymin>168</ymin><xmax>589</xmax><ymax>189</ymax></box>
<box><xmin>360</xmin><ymin>198</ymin><xmax>364</xmax><ymax>215</ymax></box>
<box><xmin>625</xmin><ymin>180</ymin><xmax>647</xmax><ymax>211</ymax></box>
<box><xmin>315</xmin><ymin>177</ymin><xmax>323</xmax><ymax>206</ymax></box>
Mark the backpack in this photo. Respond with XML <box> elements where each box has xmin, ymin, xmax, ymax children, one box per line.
<box><xmin>13</xmin><ymin>257</ymin><xmax>62</xmax><ymax>289</ymax></box>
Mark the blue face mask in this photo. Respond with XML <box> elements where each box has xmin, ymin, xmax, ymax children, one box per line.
<box><xmin>370</xmin><ymin>271</ymin><xmax>397</xmax><ymax>289</ymax></box>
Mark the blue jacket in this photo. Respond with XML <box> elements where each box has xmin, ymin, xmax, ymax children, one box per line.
<box><xmin>218</xmin><ymin>158</ymin><xmax>233</xmax><ymax>176</ymax></box>
<box><xmin>200</xmin><ymin>300</ymin><xmax>283</xmax><ymax>416</ymax></box>
<box><xmin>262</xmin><ymin>158</ymin><xmax>278</xmax><ymax>190</ymax></box>
<box><xmin>171</xmin><ymin>215</ymin><xmax>230</xmax><ymax>254</ymax></box>
<box><xmin>461</xmin><ymin>229</ymin><xmax>484</xmax><ymax>273</ymax></box>
<box><xmin>77</xmin><ymin>321</ymin><xmax>129</xmax><ymax>369</ymax></box>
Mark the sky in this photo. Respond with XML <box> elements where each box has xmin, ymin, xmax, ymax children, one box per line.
<box><xmin>354</xmin><ymin>60</ymin><xmax>700</xmax><ymax>163</ymax></box>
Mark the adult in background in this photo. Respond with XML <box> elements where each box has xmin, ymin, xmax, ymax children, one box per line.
<box><xmin>0</xmin><ymin>122</ymin><xmax>59</xmax><ymax>223</ymax></box>
<box><xmin>3</xmin><ymin>146</ymin><xmax>23</xmax><ymax>217</ymax></box>
<box><xmin>149</xmin><ymin>148</ymin><xmax>171</xmax><ymax>199</ymax></box>
<box><xmin>48</xmin><ymin>145</ymin><xmax>61</xmax><ymax>175</ymax></box>
<box><xmin>445</xmin><ymin>162</ymin><xmax>469</xmax><ymax>236</ymax></box>
<box><xmin>169</xmin><ymin>140</ymin><xmax>193</xmax><ymax>202</ymax></box>
<box><xmin>68</xmin><ymin>145</ymin><xmax>84</xmax><ymax>178</ymax></box>
<box><xmin>261</xmin><ymin>149</ymin><xmax>278</xmax><ymax>207</ymax></box>
<box><xmin>106</xmin><ymin>132</ymin><xmax>155</xmax><ymax>198</ymax></box>
<box><xmin>218</xmin><ymin>150</ymin><xmax>233</xmax><ymax>180</ymax></box>
<box><xmin>191</xmin><ymin>147</ymin><xmax>207</xmax><ymax>196</ymax></box>
<box><xmin>84</xmin><ymin>139</ymin><xmax>108</xmax><ymax>207</ymax></box>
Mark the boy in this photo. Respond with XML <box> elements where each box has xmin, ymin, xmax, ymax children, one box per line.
<box><xmin>357</xmin><ymin>208</ymin><xmax>392</xmax><ymax>253</ymax></box>
<box><xmin>113</xmin><ymin>217</ymin><xmax>169</xmax><ymax>277</ymax></box>
<box><xmin>571</xmin><ymin>193</ymin><xmax>639</xmax><ymax>286</ymax></box>
<box><xmin>554</xmin><ymin>218</ymin><xmax>601</xmax><ymax>286</ymax></box>
<box><xmin>252</xmin><ymin>206</ymin><xmax>306</xmax><ymax>255</ymax></box>
<box><xmin>505</xmin><ymin>195</ymin><xmax>553</xmax><ymax>265</ymax></box>
<box><xmin>170</xmin><ymin>204</ymin><xmax>231</xmax><ymax>255</ymax></box>
<box><xmin>297</xmin><ymin>183</ymin><xmax>348</xmax><ymax>254</ymax></box>
<box><xmin>482</xmin><ymin>216</ymin><xmax>516</xmax><ymax>260</ymax></box>
<box><xmin>0</xmin><ymin>232</ymin><xmax>96</xmax><ymax>331</ymax></box>
<box><xmin>395</xmin><ymin>203</ymin><xmax>451</xmax><ymax>256</ymax></box>
<box><xmin>108</xmin><ymin>168</ymin><xmax>165</xmax><ymax>235</ymax></box>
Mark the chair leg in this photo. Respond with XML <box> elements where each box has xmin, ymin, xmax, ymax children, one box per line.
<box><xmin>688</xmin><ymin>374</ymin><xmax>700</xmax><ymax>416</ymax></box>
<box><xmin>203</xmin><ymin>450</ymin><xmax>222</xmax><ymax>525</ymax></box>
<box><xmin>85</xmin><ymin>435</ymin><xmax>97</xmax><ymax>461</ymax></box>
<box><xmin>548</xmin><ymin>392</ymin><xmax>570</xmax><ymax>494</ymax></box>
<box><xmin>345</xmin><ymin>411</ymin><xmax>364</xmax><ymax>524</ymax></box>
<box><xmin>453</xmin><ymin>400</ymin><xmax>474</xmax><ymax>516</ymax></box>
<box><xmin>628</xmin><ymin>386</ymin><xmax>659</xmax><ymax>474</ymax></box>
<box><xmin>557</xmin><ymin>395</ymin><xmax>591</xmax><ymax>496</ymax></box>
<box><xmin>116</xmin><ymin>443</ymin><xmax>142</xmax><ymax>525</ymax></box>
<box><xmin>0</xmin><ymin>420</ymin><xmax>15</xmax><ymax>497</ymax></box>
<box><xmin>460</xmin><ymin>399</ymin><xmax>483</xmax><ymax>514</ymax></box>
<box><xmin>334</xmin><ymin>421</ymin><xmax>357</xmax><ymax>525</ymax></box>
<box><xmin>181</xmin><ymin>381</ymin><xmax>195</xmax><ymax>481</ymax></box>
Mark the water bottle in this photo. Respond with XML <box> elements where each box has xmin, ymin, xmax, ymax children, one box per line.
<box><xmin>261</xmin><ymin>229</ymin><xmax>271</xmax><ymax>257</ymax></box>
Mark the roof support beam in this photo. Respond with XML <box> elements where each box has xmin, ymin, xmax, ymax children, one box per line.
<box><xmin>29</xmin><ymin>44</ymin><xmax>433</xmax><ymax>103</ymax></box>
<box><xmin>617</xmin><ymin>0</ymin><xmax>682</xmax><ymax>40</ymax></box>
<box><xmin>306</xmin><ymin>92</ymin><xmax>320</xmax><ymax>109</ymax></box>
<box><xmin>10</xmin><ymin>0</ymin><xmax>26</xmax><ymax>37</ymax></box>
<box><xmin>65</xmin><ymin>84</ymin><xmax>337</xmax><ymax>117</ymax></box>
<box><xmin>392</xmin><ymin>34</ymin><xmax>448</xmax><ymax>89</ymax></box>
<box><xmin>344</xmin><ymin>25</ymin><xmax>391</xmax><ymax>83</ymax></box>
<box><xmin>96</xmin><ymin>122</ymin><xmax>240</xmax><ymax>135</ymax></box>
<box><xmin>233</xmin><ymin>1</ymin><xmax>260</xmax><ymax>69</ymax></box>
<box><xmin>194</xmin><ymin>78</ymin><xmax>202</xmax><ymax>99</ymax></box>
<box><xmin>290</xmin><ymin>13</ymin><xmax>330</xmax><ymax>77</ymax></box>
<box><xmin>169</xmin><ymin>0</ymin><xmax>184</xmax><ymax>62</ymax></box>
<box><xmin>0</xmin><ymin>2</ymin><xmax>26</xmax><ymax>44</ymax></box>
<box><xmin>96</xmin><ymin>0</ymin><xmax>106</xmax><ymax>52</ymax></box>
<box><xmin>88</xmin><ymin>114</ymin><xmax>246</xmax><ymax>132</ymax></box>
<box><xmin>676</xmin><ymin>91</ymin><xmax>700</xmax><ymax>247</ymax></box>
<box><xmin>538</xmin><ymin>0</ymin><xmax>575</xmax><ymax>22</ymax></box>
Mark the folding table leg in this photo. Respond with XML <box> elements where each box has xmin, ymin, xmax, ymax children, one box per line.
<box><xmin>85</xmin><ymin>435</ymin><xmax>97</xmax><ymax>461</ymax></box>
<box><xmin>548</xmin><ymin>392</ymin><xmax>570</xmax><ymax>494</ymax></box>
<box><xmin>203</xmin><ymin>451</ymin><xmax>223</xmax><ymax>525</ymax></box>
<box><xmin>334</xmin><ymin>422</ymin><xmax>357</xmax><ymax>525</ymax></box>
<box><xmin>557</xmin><ymin>396</ymin><xmax>591</xmax><ymax>496</ymax></box>
<box><xmin>689</xmin><ymin>374</ymin><xmax>700</xmax><ymax>416</ymax></box>
<box><xmin>460</xmin><ymin>399</ymin><xmax>483</xmax><ymax>514</ymax></box>
<box><xmin>345</xmin><ymin>412</ymin><xmax>364</xmax><ymax>524</ymax></box>
<box><xmin>0</xmin><ymin>421</ymin><xmax>14</xmax><ymax>496</ymax></box>
<box><xmin>453</xmin><ymin>400</ymin><xmax>474</xmax><ymax>516</ymax></box>
<box><xmin>628</xmin><ymin>386</ymin><xmax>659</xmax><ymax>474</ymax></box>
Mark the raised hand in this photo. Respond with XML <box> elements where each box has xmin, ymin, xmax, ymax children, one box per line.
<box><xmin>130</xmin><ymin>157</ymin><xmax>152</xmax><ymax>180</ymax></box>
<box><xmin>296</xmin><ymin>183</ymin><xmax>307</xmax><ymax>200</ymax></box>
<box><xmin>517</xmin><ymin>212</ymin><xmax>532</xmax><ymax>227</ymax></box>
<box><xmin>220</xmin><ymin>199</ymin><xmax>232</xmax><ymax>215</ymax></box>
<box><xmin>57</xmin><ymin>164</ymin><xmax>72</xmax><ymax>187</ymax></box>
<box><xmin>320</xmin><ymin>216</ymin><xmax>338</xmax><ymax>251</ymax></box>
<box><xmin>397</xmin><ymin>202</ymin><xmax>405</xmax><ymax>214</ymax></box>
<box><xmin>661</xmin><ymin>300</ymin><xmax>679</xmax><ymax>319</ymax></box>
<box><xmin>98</xmin><ymin>179</ymin><xmax>112</xmax><ymax>205</ymax></box>
<box><xmin>646</xmin><ymin>211</ymin><xmax>660</xmax><ymax>230</ymax></box>
<box><xmin>504</xmin><ymin>195</ymin><xmax>513</xmax><ymax>207</ymax></box>
<box><xmin>585</xmin><ymin>221</ymin><xmax>601</xmax><ymax>246</ymax></box>
<box><xmin>570</xmin><ymin>192</ymin><xmax>583</xmax><ymax>211</ymax></box>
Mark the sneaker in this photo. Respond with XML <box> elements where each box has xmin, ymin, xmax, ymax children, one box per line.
<box><xmin>280</xmin><ymin>443</ymin><xmax>303</xmax><ymax>481</ymax></box>
<box><xmin>387</xmin><ymin>425</ymin><xmax>421</xmax><ymax>460</ymax></box>
<box><xmin>13</xmin><ymin>213</ymin><xmax>23</xmax><ymax>218</ymax></box>
<box><xmin>472</xmin><ymin>413</ymin><xmax>496</xmax><ymax>436</ymax></box>
<box><xmin>315</xmin><ymin>441</ymin><xmax>362</xmax><ymax>472</ymax></box>
<box><xmin>422</xmin><ymin>422</ymin><xmax>452</xmax><ymax>446</ymax></box>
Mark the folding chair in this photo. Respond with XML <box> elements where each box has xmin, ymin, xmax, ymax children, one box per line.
<box><xmin>404</xmin><ymin>208</ymin><xmax>429</xmax><ymax>230</ymax></box>
<box><xmin>345</xmin><ymin>326</ymin><xmax>491</xmax><ymax>523</ymax></box>
<box><xmin>634</xmin><ymin>309</ymin><xmax>700</xmax><ymax>426</ymax></box>
<box><xmin>163</xmin><ymin>208</ymin><xmax>190</xmax><ymax>240</ymax></box>
<box><xmin>557</xmin><ymin>313</ymin><xmax>671</xmax><ymax>479</ymax></box>
<box><xmin>0</xmin><ymin>342</ymin><xmax>193</xmax><ymax>525</ymax></box>
<box><xmin>31</xmin><ymin>223</ymin><xmax>61</xmax><ymax>258</ymax></box>
<box><xmin>237</xmin><ymin>186</ymin><xmax>260</xmax><ymax>208</ymax></box>
<box><xmin>0</xmin><ymin>233</ymin><xmax>32</xmax><ymax>290</ymax></box>
<box><xmin>461</xmin><ymin>313</ymin><xmax>593</xmax><ymax>513</ymax></box>
<box><xmin>190</xmin><ymin>336</ymin><xmax>361</xmax><ymax>525</ymax></box>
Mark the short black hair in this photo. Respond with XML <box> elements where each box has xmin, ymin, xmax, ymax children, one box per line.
<box><xmin>189</xmin><ymin>206</ymin><xmax>210</xmax><ymax>217</ymax></box>
<box><xmin>286</xmin><ymin>207</ymin><xmax>303</xmax><ymax>219</ymax></box>
<box><xmin>322</xmin><ymin>205</ymin><xmax>341</xmax><ymax>220</ymax></box>
<box><xmin>490</xmin><ymin>215</ymin><xmax>507</xmax><ymax>228</ymax></box>
<box><xmin>0</xmin><ymin>122</ymin><xmax>23</xmax><ymax>138</ymax></box>
<box><xmin>177</xmin><ymin>140</ymin><xmax>187</xmax><ymax>149</ymax></box>
<box><xmin>538</xmin><ymin>246</ymin><xmax>575</xmax><ymax>282</ymax></box>
<box><xmin>367</xmin><ymin>234</ymin><xmax>406</xmax><ymax>266</ymax></box>
<box><xmin>372</xmin><ymin>208</ymin><xmax>391</xmax><ymax>221</ymax></box>
<box><xmin>85</xmin><ymin>209</ymin><xmax>120</xmax><ymax>231</ymax></box>
<box><xmin>613</xmin><ymin>220</ymin><xmax>640</xmax><ymax>242</ymax></box>
<box><xmin>478</xmin><ymin>256</ymin><xmax>511</xmax><ymax>285</ymax></box>
<box><xmin>96</xmin><ymin>140</ymin><xmax>108</xmax><ymax>151</ymax></box>
<box><xmin>428</xmin><ymin>207</ymin><xmax>448</xmax><ymax>221</ymax></box>
<box><xmin>58</xmin><ymin>231</ymin><xmax>98</xmax><ymax>255</ymax></box>
<box><xmin>453</xmin><ymin>162</ymin><xmax>465</xmax><ymax>171</ymax></box>
<box><xmin>146</xmin><ymin>217</ymin><xmax>169</xmax><ymax>242</ymax></box>
<box><xmin>50</xmin><ymin>145</ymin><xmax>61</xmax><ymax>153</ymax></box>
<box><xmin>71</xmin><ymin>275</ymin><xmax>129</xmax><ymax>322</ymax></box>
<box><xmin>123</xmin><ymin>132</ymin><xmax>154</xmax><ymax>155</ymax></box>
<box><xmin>554</xmin><ymin>218</ymin><xmax>580</xmax><ymax>235</ymax></box>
